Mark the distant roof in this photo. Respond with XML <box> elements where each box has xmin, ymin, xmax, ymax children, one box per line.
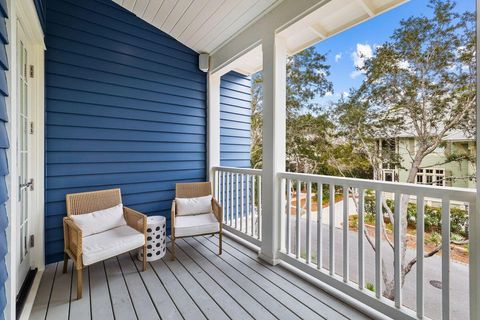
<box><xmin>394</xmin><ymin>130</ymin><xmax>475</xmax><ymax>141</ymax></box>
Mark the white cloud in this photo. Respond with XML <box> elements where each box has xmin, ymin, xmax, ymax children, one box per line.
<box><xmin>325</xmin><ymin>91</ymin><xmax>333</xmax><ymax>97</ymax></box>
<box><xmin>350</xmin><ymin>43</ymin><xmax>373</xmax><ymax>79</ymax></box>
<box><xmin>334</xmin><ymin>53</ymin><xmax>342</xmax><ymax>62</ymax></box>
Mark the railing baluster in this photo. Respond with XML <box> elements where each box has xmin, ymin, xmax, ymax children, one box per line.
<box><xmin>416</xmin><ymin>196</ymin><xmax>425</xmax><ymax>319</ymax></box>
<box><xmin>394</xmin><ymin>193</ymin><xmax>402</xmax><ymax>308</ymax></box>
<box><xmin>222</xmin><ymin>172</ymin><xmax>225</xmax><ymax>221</ymax></box>
<box><xmin>226</xmin><ymin>172</ymin><xmax>230</xmax><ymax>226</ymax></box>
<box><xmin>296</xmin><ymin>180</ymin><xmax>301</xmax><ymax>259</ymax></box>
<box><xmin>240</xmin><ymin>174</ymin><xmax>244</xmax><ymax>233</ymax></box>
<box><xmin>442</xmin><ymin>197</ymin><xmax>451</xmax><ymax>320</ymax></box>
<box><xmin>306</xmin><ymin>182</ymin><xmax>312</xmax><ymax>264</ymax></box>
<box><xmin>358</xmin><ymin>188</ymin><xmax>365</xmax><ymax>289</ymax></box>
<box><xmin>231</xmin><ymin>172</ymin><xmax>235</xmax><ymax>227</ymax></box>
<box><xmin>235</xmin><ymin>173</ymin><xmax>239</xmax><ymax>229</ymax></box>
<box><xmin>251</xmin><ymin>175</ymin><xmax>255</xmax><ymax>237</ymax></box>
<box><xmin>246</xmin><ymin>175</ymin><xmax>250</xmax><ymax>235</ymax></box>
<box><xmin>329</xmin><ymin>184</ymin><xmax>335</xmax><ymax>275</ymax></box>
<box><xmin>258</xmin><ymin>175</ymin><xmax>262</xmax><ymax>239</ymax></box>
<box><xmin>286</xmin><ymin>179</ymin><xmax>292</xmax><ymax>255</ymax></box>
<box><xmin>317</xmin><ymin>183</ymin><xmax>323</xmax><ymax>269</ymax></box>
<box><xmin>375</xmin><ymin>190</ymin><xmax>382</xmax><ymax>299</ymax></box>
<box><xmin>343</xmin><ymin>186</ymin><xmax>349</xmax><ymax>282</ymax></box>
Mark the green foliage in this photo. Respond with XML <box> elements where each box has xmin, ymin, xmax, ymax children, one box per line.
<box><xmin>366</xmin><ymin>283</ymin><xmax>375</xmax><ymax>292</ymax></box>
<box><xmin>363</xmin><ymin>195</ymin><xmax>468</xmax><ymax>238</ymax></box>
<box><xmin>428</xmin><ymin>232</ymin><xmax>442</xmax><ymax>246</ymax></box>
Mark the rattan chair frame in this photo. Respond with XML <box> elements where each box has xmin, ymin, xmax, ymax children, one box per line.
<box><xmin>63</xmin><ymin>188</ymin><xmax>147</xmax><ymax>299</ymax></box>
<box><xmin>171</xmin><ymin>182</ymin><xmax>223</xmax><ymax>260</ymax></box>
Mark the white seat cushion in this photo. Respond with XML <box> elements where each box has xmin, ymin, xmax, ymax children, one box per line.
<box><xmin>71</xmin><ymin>204</ymin><xmax>126</xmax><ymax>237</ymax></box>
<box><xmin>82</xmin><ymin>225</ymin><xmax>145</xmax><ymax>266</ymax></box>
<box><xmin>175</xmin><ymin>195</ymin><xmax>212</xmax><ymax>216</ymax></box>
<box><xmin>174</xmin><ymin>213</ymin><xmax>219</xmax><ymax>237</ymax></box>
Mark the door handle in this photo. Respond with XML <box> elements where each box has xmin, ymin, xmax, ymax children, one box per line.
<box><xmin>19</xmin><ymin>179</ymin><xmax>34</xmax><ymax>191</ymax></box>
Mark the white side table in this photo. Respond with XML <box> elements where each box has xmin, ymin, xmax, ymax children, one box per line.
<box><xmin>138</xmin><ymin>216</ymin><xmax>166</xmax><ymax>262</ymax></box>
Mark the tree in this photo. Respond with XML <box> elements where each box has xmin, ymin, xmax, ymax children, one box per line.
<box><xmin>250</xmin><ymin>46</ymin><xmax>333</xmax><ymax>170</ymax></box>
<box><xmin>334</xmin><ymin>0</ymin><xmax>476</xmax><ymax>299</ymax></box>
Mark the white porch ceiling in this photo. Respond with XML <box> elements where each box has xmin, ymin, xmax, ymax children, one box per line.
<box><xmin>220</xmin><ymin>0</ymin><xmax>406</xmax><ymax>75</ymax></box>
<box><xmin>112</xmin><ymin>0</ymin><xmax>283</xmax><ymax>54</ymax></box>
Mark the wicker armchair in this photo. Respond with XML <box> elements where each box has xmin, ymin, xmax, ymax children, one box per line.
<box><xmin>171</xmin><ymin>182</ymin><xmax>222</xmax><ymax>260</ymax></box>
<box><xmin>63</xmin><ymin>189</ymin><xmax>147</xmax><ymax>299</ymax></box>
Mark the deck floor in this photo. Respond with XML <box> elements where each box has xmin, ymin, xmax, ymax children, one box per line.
<box><xmin>30</xmin><ymin>235</ymin><xmax>370</xmax><ymax>320</ymax></box>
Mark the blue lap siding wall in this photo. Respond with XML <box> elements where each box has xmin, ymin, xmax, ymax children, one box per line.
<box><xmin>44</xmin><ymin>0</ymin><xmax>251</xmax><ymax>263</ymax></box>
<box><xmin>220</xmin><ymin>72</ymin><xmax>251</xmax><ymax>168</ymax></box>
<box><xmin>0</xmin><ymin>0</ymin><xmax>8</xmax><ymax>316</ymax></box>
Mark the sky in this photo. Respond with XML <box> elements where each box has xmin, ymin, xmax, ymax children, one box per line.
<box><xmin>313</xmin><ymin>0</ymin><xmax>476</xmax><ymax>107</ymax></box>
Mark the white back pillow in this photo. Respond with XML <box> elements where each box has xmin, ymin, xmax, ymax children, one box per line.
<box><xmin>176</xmin><ymin>195</ymin><xmax>212</xmax><ymax>216</ymax></box>
<box><xmin>71</xmin><ymin>203</ymin><xmax>126</xmax><ymax>237</ymax></box>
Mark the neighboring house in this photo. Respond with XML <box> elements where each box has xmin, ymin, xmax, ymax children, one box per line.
<box><xmin>380</xmin><ymin>131</ymin><xmax>476</xmax><ymax>189</ymax></box>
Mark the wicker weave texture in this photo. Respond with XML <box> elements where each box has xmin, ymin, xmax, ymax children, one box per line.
<box><xmin>66</xmin><ymin>188</ymin><xmax>122</xmax><ymax>216</ymax></box>
<box><xmin>175</xmin><ymin>182</ymin><xmax>212</xmax><ymax>198</ymax></box>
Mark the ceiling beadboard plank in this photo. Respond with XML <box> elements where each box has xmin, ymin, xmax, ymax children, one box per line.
<box><xmin>192</xmin><ymin>0</ymin><xmax>256</xmax><ymax>51</ymax></box>
<box><xmin>122</xmin><ymin>0</ymin><xmax>137</xmax><ymax>11</ymax></box>
<box><xmin>151</xmin><ymin>0</ymin><xmax>176</xmax><ymax>29</ymax></box>
<box><xmin>205</xmin><ymin>0</ymin><xmax>277</xmax><ymax>52</ymax></box>
<box><xmin>185</xmin><ymin>0</ymin><xmax>239</xmax><ymax>46</ymax></box>
<box><xmin>132</xmin><ymin>0</ymin><xmax>150</xmax><ymax>16</ymax></box>
<box><xmin>113</xmin><ymin>0</ymin><xmax>123</xmax><ymax>4</ymax></box>
<box><xmin>169</xmin><ymin>0</ymin><xmax>208</xmax><ymax>38</ymax></box>
<box><xmin>176</xmin><ymin>0</ymin><xmax>224</xmax><ymax>45</ymax></box>
<box><xmin>162</xmin><ymin>0</ymin><xmax>194</xmax><ymax>33</ymax></box>
<box><xmin>142</xmin><ymin>0</ymin><xmax>165</xmax><ymax>23</ymax></box>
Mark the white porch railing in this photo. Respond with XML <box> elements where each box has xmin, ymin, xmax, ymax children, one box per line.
<box><xmin>212</xmin><ymin>166</ymin><xmax>263</xmax><ymax>246</ymax></box>
<box><xmin>212</xmin><ymin>166</ymin><xmax>477</xmax><ymax>319</ymax></box>
<box><xmin>278</xmin><ymin>172</ymin><xmax>476</xmax><ymax>320</ymax></box>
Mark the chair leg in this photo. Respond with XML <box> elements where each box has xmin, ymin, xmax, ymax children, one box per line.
<box><xmin>171</xmin><ymin>236</ymin><xmax>176</xmax><ymax>261</ymax></box>
<box><xmin>76</xmin><ymin>268</ymin><xmax>83</xmax><ymax>300</ymax></box>
<box><xmin>218</xmin><ymin>232</ymin><xmax>222</xmax><ymax>255</ymax></box>
<box><xmin>63</xmin><ymin>253</ymin><xmax>69</xmax><ymax>273</ymax></box>
<box><xmin>143</xmin><ymin>245</ymin><xmax>147</xmax><ymax>271</ymax></box>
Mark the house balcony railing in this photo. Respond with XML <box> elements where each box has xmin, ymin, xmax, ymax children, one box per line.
<box><xmin>213</xmin><ymin>166</ymin><xmax>477</xmax><ymax>320</ymax></box>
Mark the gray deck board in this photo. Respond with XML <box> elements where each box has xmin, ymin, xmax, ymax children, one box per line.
<box><xmin>118</xmin><ymin>252</ymin><xmax>160</xmax><ymax>320</ymax></box>
<box><xmin>32</xmin><ymin>235</ymin><xmax>370</xmax><ymax>320</ymax></box>
<box><xmin>46</xmin><ymin>261</ymin><xmax>72</xmax><ymax>320</ymax></box>
<box><xmin>162</xmin><ymin>250</ymin><xmax>229</xmax><ymax>320</ymax></box>
<box><xmin>89</xmin><ymin>261</ymin><xmax>114</xmax><ymax>320</ymax></box>
<box><xmin>30</xmin><ymin>263</ymin><xmax>57</xmax><ymax>320</ymax></box>
<box><xmin>183</xmin><ymin>237</ymin><xmax>301</xmax><ymax>320</ymax></box>
<box><xmin>150</xmin><ymin>256</ymin><xmax>207</xmax><ymax>320</ymax></box>
<box><xmin>175</xmin><ymin>239</ymin><xmax>274</xmax><ymax>320</ymax></box>
<box><xmin>220</xmin><ymin>235</ymin><xmax>372</xmax><ymax>320</ymax></box>
<box><xmin>69</xmin><ymin>265</ymin><xmax>91</xmax><ymax>320</ymax></box>
<box><xmin>104</xmin><ymin>257</ymin><xmax>137</xmax><ymax>320</ymax></box>
<box><xmin>172</xmin><ymin>242</ymin><xmax>254</xmax><ymax>320</ymax></box>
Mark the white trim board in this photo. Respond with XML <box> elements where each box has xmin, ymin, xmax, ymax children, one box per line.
<box><xmin>5</xmin><ymin>0</ymin><xmax>45</xmax><ymax>319</ymax></box>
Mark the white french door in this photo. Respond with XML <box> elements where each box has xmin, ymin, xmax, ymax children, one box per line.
<box><xmin>16</xmin><ymin>22</ymin><xmax>33</xmax><ymax>293</ymax></box>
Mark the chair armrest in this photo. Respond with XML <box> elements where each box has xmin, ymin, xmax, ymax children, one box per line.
<box><xmin>171</xmin><ymin>200</ymin><xmax>176</xmax><ymax>235</ymax></box>
<box><xmin>124</xmin><ymin>206</ymin><xmax>147</xmax><ymax>235</ymax></box>
<box><xmin>212</xmin><ymin>198</ymin><xmax>222</xmax><ymax>224</ymax></box>
<box><xmin>63</xmin><ymin>217</ymin><xmax>83</xmax><ymax>260</ymax></box>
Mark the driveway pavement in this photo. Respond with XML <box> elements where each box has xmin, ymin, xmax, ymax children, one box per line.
<box><xmin>288</xmin><ymin>219</ymin><xmax>469</xmax><ymax>320</ymax></box>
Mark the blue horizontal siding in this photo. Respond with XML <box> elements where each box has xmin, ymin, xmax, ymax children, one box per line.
<box><xmin>220</xmin><ymin>72</ymin><xmax>251</xmax><ymax>168</ymax></box>
<box><xmin>45</xmin><ymin>0</ymin><xmax>206</xmax><ymax>264</ymax></box>
<box><xmin>0</xmin><ymin>0</ymin><xmax>7</xmax><ymax>316</ymax></box>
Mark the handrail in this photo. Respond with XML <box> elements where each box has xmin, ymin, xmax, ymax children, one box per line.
<box><xmin>278</xmin><ymin>171</ymin><xmax>475</xmax><ymax>203</ymax></box>
<box><xmin>212</xmin><ymin>166</ymin><xmax>263</xmax><ymax>176</ymax></box>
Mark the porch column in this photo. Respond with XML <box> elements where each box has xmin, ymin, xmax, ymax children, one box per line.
<box><xmin>207</xmin><ymin>72</ymin><xmax>221</xmax><ymax>182</ymax></box>
<box><xmin>258</xmin><ymin>34</ymin><xmax>286</xmax><ymax>265</ymax></box>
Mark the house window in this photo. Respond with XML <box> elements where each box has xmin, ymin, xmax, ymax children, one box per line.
<box><xmin>382</xmin><ymin>169</ymin><xmax>395</xmax><ymax>182</ymax></box>
<box><xmin>416</xmin><ymin>168</ymin><xmax>445</xmax><ymax>186</ymax></box>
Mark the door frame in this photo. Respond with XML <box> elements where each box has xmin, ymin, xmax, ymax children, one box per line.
<box><xmin>6</xmin><ymin>0</ymin><xmax>45</xmax><ymax>318</ymax></box>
